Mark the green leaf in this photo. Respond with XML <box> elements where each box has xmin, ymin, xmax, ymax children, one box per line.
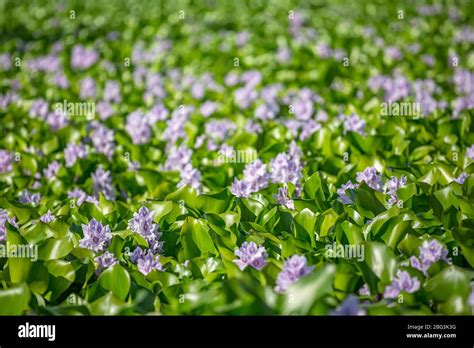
<box><xmin>6</xmin><ymin>228</ymin><xmax>33</xmax><ymax>283</ymax></box>
<box><xmin>38</xmin><ymin>237</ymin><xmax>73</xmax><ymax>260</ymax></box>
<box><xmin>180</xmin><ymin>217</ymin><xmax>217</xmax><ymax>259</ymax></box>
<box><xmin>282</xmin><ymin>264</ymin><xmax>335</xmax><ymax>315</ymax></box>
<box><xmin>293</xmin><ymin>208</ymin><xmax>316</xmax><ymax>246</ymax></box>
<box><xmin>363</xmin><ymin>242</ymin><xmax>398</xmax><ymax>284</ymax></box>
<box><xmin>98</xmin><ymin>264</ymin><xmax>131</xmax><ymax>301</ymax></box>
<box><xmin>0</xmin><ymin>283</ymin><xmax>31</xmax><ymax>315</ymax></box>
<box><xmin>425</xmin><ymin>266</ymin><xmax>472</xmax><ymax>302</ymax></box>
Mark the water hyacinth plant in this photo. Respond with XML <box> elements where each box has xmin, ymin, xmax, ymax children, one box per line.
<box><xmin>0</xmin><ymin>0</ymin><xmax>473</xmax><ymax>317</ymax></box>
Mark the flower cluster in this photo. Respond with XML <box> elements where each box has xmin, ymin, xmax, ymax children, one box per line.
<box><xmin>409</xmin><ymin>239</ymin><xmax>451</xmax><ymax>275</ymax></box>
<box><xmin>39</xmin><ymin>210</ymin><xmax>55</xmax><ymax>223</ymax></box>
<box><xmin>230</xmin><ymin>159</ymin><xmax>270</xmax><ymax>198</ymax></box>
<box><xmin>274</xmin><ymin>186</ymin><xmax>295</xmax><ymax>210</ymax></box>
<box><xmin>94</xmin><ymin>251</ymin><xmax>118</xmax><ymax>275</ymax></box>
<box><xmin>90</xmin><ymin>123</ymin><xmax>116</xmax><ymax>160</ymax></box>
<box><xmin>385</xmin><ymin>175</ymin><xmax>407</xmax><ymax>206</ymax></box>
<box><xmin>337</xmin><ymin>180</ymin><xmax>359</xmax><ymax>204</ymax></box>
<box><xmin>275</xmin><ymin>255</ymin><xmax>314</xmax><ymax>293</ymax></box>
<box><xmin>330</xmin><ymin>295</ymin><xmax>366</xmax><ymax>316</ymax></box>
<box><xmin>0</xmin><ymin>209</ymin><xmax>18</xmax><ymax>242</ymax></box>
<box><xmin>233</xmin><ymin>241</ymin><xmax>268</xmax><ymax>271</ymax></box>
<box><xmin>129</xmin><ymin>247</ymin><xmax>164</xmax><ymax>275</ymax></box>
<box><xmin>128</xmin><ymin>206</ymin><xmax>164</xmax><ymax>254</ymax></box>
<box><xmin>79</xmin><ymin>219</ymin><xmax>112</xmax><ymax>253</ymax></box>
<box><xmin>270</xmin><ymin>142</ymin><xmax>304</xmax><ymax>192</ymax></box>
<box><xmin>356</xmin><ymin>166</ymin><xmax>383</xmax><ymax>191</ymax></box>
<box><xmin>125</xmin><ymin>110</ymin><xmax>152</xmax><ymax>145</ymax></box>
<box><xmin>18</xmin><ymin>190</ymin><xmax>41</xmax><ymax>205</ymax></box>
<box><xmin>64</xmin><ymin>143</ymin><xmax>87</xmax><ymax>167</ymax></box>
<box><xmin>0</xmin><ymin>149</ymin><xmax>14</xmax><ymax>173</ymax></box>
<box><xmin>92</xmin><ymin>167</ymin><xmax>116</xmax><ymax>201</ymax></box>
<box><xmin>383</xmin><ymin>270</ymin><xmax>420</xmax><ymax>299</ymax></box>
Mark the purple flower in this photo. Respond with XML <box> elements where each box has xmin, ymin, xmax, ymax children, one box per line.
<box><xmin>292</xmin><ymin>98</ymin><xmax>313</xmax><ymax>121</ymax></box>
<box><xmin>43</xmin><ymin>161</ymin><xmax>60</xmax><ymax>179</ymax></box>
<box><xmin>200</xmin><ymin>101</ymin><xmax>218</xmax><ymax>118</ymax></box>
<box><xmin>236</xmin><ymin>31</ymin><xmax>250</xmax><ymax>47</ymax></box>
<box><xmin>103</xmin><ymin>80</ymin><xmax>121</xmax><ymax>103</ymax></box>
<box><xmin>410</xmin><ymin>239</ymin><xmax>452</xmax><ymax>275</ymax></box>
<box><xmin>255</xmin><ymin>103</ymin><xmax>278</xmax><ymax>120</ymax></box>
<box><xmin>205</xmin><ymin>120</ymin><xmax>236</xmax><ymax>142</ymax></box>
<box><xmin>147</xmin><ymin>103</ymin><xmax>169</xmax><ymax>123</ymax></box>
<box><xmin>51</xmin><ymin>72</ymin><xmax>69</xmax><ymax>89</ymax></box>
<box><xmin>0</xmin><ymin>209</ymin><xmax>18</xmax><ymax>242</ymax></box>
<box><xmin>0</xmin><ymin>149</ymin><xmax>14</xmax><ymax>173</ymax></box>
<box><xmin>467</xmin><ymin>145</ymin><xmax>474</xmax><ymax>160</ymax></box>
<box><xmin>27</xmin><ymin>55</ymin><xmax>60</xmax><ymax>73</ymax></box>
<box><xmin>79</xmin><ymin>77</ymin><xmax>96</xmax><ymax>99</ymax></box>
<box><xmin>343</xmin><ymin>113</ymin><xmax>366</xmax><ymax>135</ymax></box>
<box><xmin>71</xmin><ymin>45</ymin><xmax>99</xmax><ymax>70</ymax></box>
<box><xmin>46</xmin><ymin>110</ymin><xmax>69</xmax><ymax>131</ymax></box>
<box><xmin>270</xmin><ymin>152</ymin><xmax>302</xmax><ymax>187</ymax></box>
<box><xmin>0</xmin><ymin>53</ymin><xmax>12</xmax><ymax>70</ymax></box>
<box><xmin>30</xmin><ymin>99</ymin><xmax>49</xmax><ymax>119</ymax></box>
<box><xmin>126</xmin><ymin>111</ymin><xmax>152</xmax><ymax>145</ymax></box>
<box><xmin>234</xmin><ymin>87</ymin><xmax>258</xmax><ymax>109</ymax></box>
<box><xmin>64</xmin><ymin>143</ymin><xmax>87</xmax><ymax>167</ymax></box>
<box><xmin>230</xmin><ymin>159</ymin><xmax>269</xmax><ymax>197</ymax></box>
<box><xmin>358</xmin><ymin>283</ymin><xmax>370</xmax><ymax>296</ymax></box>
<box><xmin>337</xmin><ymin>180</ymin><xmax>358</xmax><ymax>204</ymax></box>
<box><xmin>178</xmin><ymin>164</ymin><xmax>202</xmax><ymax>193</ymax></box>
<box><xmin>92</xmin><ymin>167</ymin><xmax>115</xmax><ymax>201</ymax></box>
<box><xmin>80</xmin><ymin>218</ymin><xmax>112</xmax><ymax>253</ymax></box>
<box><xmin>191</xmin><ymin>82</ymin><xmax>205</xmax><ymax>100</ymax></box>
<box><xmin>276</xmin><ymin>47</ymin><xmax>291</xmax><ymax>63</ymax></box>
<box><xmin>421</xmin><ymin>54</ymin><xmax>436</xmax><ymax>67</ymax></box>
<box><xmin>164</xmin><ymin>145</ymin><xmax>193</xmax><ymax>172</ymax></box>
<box><xmin>241</xmin><ymin>70</ymin><xmax>262</xmax><ymax>87</ymax></box>
<box><xmin>130</xmin><ymin>246</ymin><xmax>146</xmax><ymax>264</ymax></box>
<box><xmin>137</xmin><ymin>250</ymin><xmax>164</xmax><ymax>275</ymax></box>
<box><xmin>39</xmin><ymin>210</ymin><xmax>56</xmax><ymax>223</ymax></box>
<box><xmin>96</xmin><ymin>101</ymin><xmax>114</xmax><ymax>120</ymax></box>
<box><xmin>90</xmin><ymin>123</ymin><xmax>115</xmax><ymax>160</ymax></box>
<box><xmin>383</xmin><ymin>270</ymin><xmax>420</xmax><ymax>298</ymax></box>
<box><xmin>453</xmin><ymin>172</ymin><xmax>469</xmax><ymax>184</ymax></box>
<box><xmin>385</xmin><ymin>175</ymin><xmax>407</xmax><ymax>193</ymax></box>
<box><xmin>274</xmin><ymin>186</ymin><xmax>295</xmax><ymax>210</ymax></box>
<box><xmin>224</xmin><ymin>72</ymin><xmax>239</xmax><ymax>87</ymax></box>
<box><xmin>68</xmin><ymin>188</ymin><xmax>89</xmax><ymax>206</ymax></box>
<box><xmin>385</xmin><ymin>175</ymin><xmax>407</xmax><ymax>206</ymax></box>
<box><xmin>18</xmin><ymin>190</ymin><xmax>41</xmax><ymax>205</ymax></box>
<box><xmin>163</xmin><ymin>108</ymin><xmax>189</xmax><ymax>147</ymax></box>
<box><xmin>385</xmin><ymin>46</ymin><xmax>402</xmax><ymax>61</ymax></box>
<box><xmin>0</xmin><ymin>92</ymin><xmax>18</xmax><ymax>110</ymax></box>
<box><xmin>299</xmin><ymin>119</ymin><xmax>321</xmax><ymax>141</ymax></box>
<box><xmin>230</xmin><ymin>179</ymin><xmax>251</xmax><ymax>198</ymax></box>
<box><xmin>94</xmin><ymin>251</ymin><xmax>118</xmax><ymax>275</ymax></box>
<box><xmin>275</xmin><ymin>255</ymin><xmax>314</xmax><ymax>293</ymax></box>
<box><xmin>246</xmin><ymin>120</ymin><xmax>262</xmax><ymax>133</ymax></box>
<box><xmin>330</xmin><ymin>295</ymin><xmax>366</xmax><ymax>316</ymax></box>
<box><xmin>233</xmin><ymin>241</ymin><xmax>268</xmax><ymax>271</ymax></box>
<box><xmin>128</xmin><ymin>206</ymin><xmax>164</xmax><ymax>254</ymax></box>
<box><xmin>469</xmin><ymin>283</ymin><xmax>474</xmax><ymax>313</ymax></box>
<box><xmin>243</xmin><ymin>159</ymin><xmax>270</xmax><ymax>191</ymax></box>
<box><xmin>356</xmin><ymin>167</ymin><xmax>383</xmax><ymax>191</ymax></box>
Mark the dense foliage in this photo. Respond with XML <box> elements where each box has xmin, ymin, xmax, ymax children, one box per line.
<box><xmin>0</xmin><ymin>0</ymin><xmax>474</xmax><ymax>315</ymax></box>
